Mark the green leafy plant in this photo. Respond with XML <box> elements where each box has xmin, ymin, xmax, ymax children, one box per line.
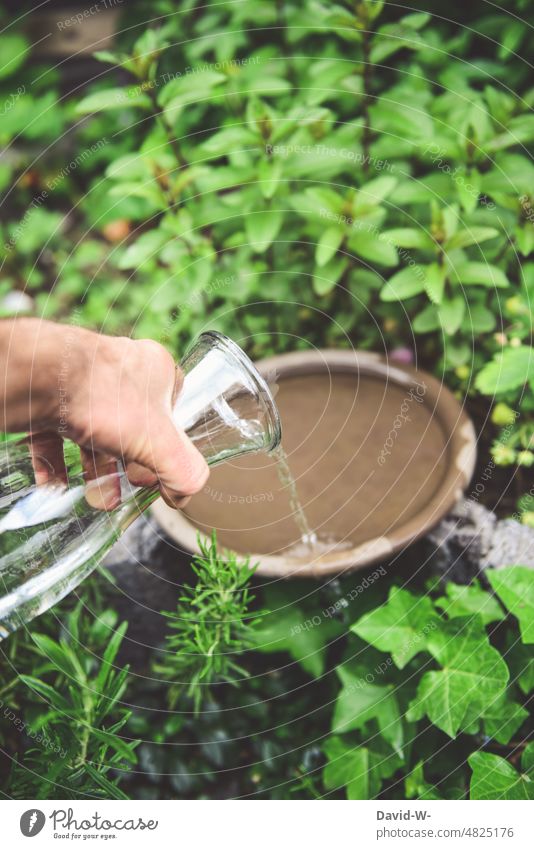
<box><xmin>153</xmin><ymin>533</ymin><xmax>261</xmax><ymax>713</ymax></box>
<box><xmin>1</xmin><ymin>602</ymin><xmax>135</xmax><ymax>799</ymax></box>
<box><xmin>318</xmin><ymin>567</ymin><xmax>533</xmax><ymax>800</ymax></box>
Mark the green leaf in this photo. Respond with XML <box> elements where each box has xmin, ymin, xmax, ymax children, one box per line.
<box><xmin>488</xmin><ymin>567</ymin><xmax>534</xmax><ymax>644</ymax></box>
<box><xmin>381</xmin><ymin>228</ymin><xmax>434</xmax><ymax>250</ymax></box>
<box><xmin>91</xmin><ymin>728</ymin><xmax>136</xmax><ymax>763</ymax></box>
<box><xmin>323</xmin><ymin>736</ymin><xmax>401</xmax><ymax>800</ymax></box>
<box><xmin>316</xmin><ymin>227</ymin><xmax>344</xmax><ymax>267</ymax></box>
<box><xmin>464</xmin><ymin>303</ymin><xmax>496</xmax><ymax>333</ymax></box>
<box><xmin>424</xmin><ymin>263</ymin><xmax>447</xmax><ymax>305</ymax></box>
<box><xmin>405</xmin><ymin>762</ymin><xmax>443</xmax><ymax>800</ymax></box>
<box><xmin>505</xmin><ymin>640</ymin><xmax>534</xmax><ymax>695</ymax></box>
<box><xmin>351</xmin><ymin>232</ymin><xmax>398</xmax><ymax>267</ymax></box>
<box><xmin>324</xmin><ymin>739</ymin><xmax>375</xmax><ymax>799</ymax></box>
<box><xmin>252</xmin><ymin>586</ymin><xmax>342</xmax><ymax>678</ymax></box>
<box><xmin>435</xmin><ymin>583</ymin><xmax>505</xmax><ymax>626</ymax></box>
<box><xmin>245</xmin><ymin>210</ymin><xmax>283</xmax><ymax>253</ymax></box>
<box><xmin>380</xmin><ymin>267</ymin><xmax>426</xmax><ymax>301</ymax></box>
<box><xmin>75</xmin><ymin>88</ymin><xmax>151</xmax><ymax>115</ymax></box>
<box><xmin>31</xmin><ymin>634</ymin><xmax>84</xmax><ymax>682</ymax></box>
<box><xmin>19</xmin><ymin>676</ymin><xmax>71</xmax><ymax>714</ymax></box>
<box><xmin>352</xmin><ymin>587</ymin><xmax>439</xmax><ymax>669</ymax></box>
<box><xmin>454</xmin><ymin>262</ymin><xmax>509</xmax><ymax>288</ymax></box>
<box><xmin>355</xmin><ymin>176</ymin><xmax>398</xmax><ymax>208</ymax></box>
<box><xmin>482</xmin><ymin>693</ymin><xmax>528</xmax><ymax>745</ymax></box>
<box><xmin>84</xmin><ymin>764</ymin><xmax>130</xmax><ymax>800</ymax></box>
<box><xmin>475</xmin><ymin>347</ymin><xmax>534</xmax><ymax>395</ymax></box>
<box><xmin>258</xmin><ymin>157</ymin><xmax>282</xmax><ymax>200</ymax></box>
<box><xmin>313</xmin><ymin>257</ymin><xmax>348</xmax><ymax>296</ymax></box>
<box><xmin>117</xmin><ymin>230</ymin><xmax>168</xmax><ymax>270</ymax></box>
<box><xmin>96</xmin><ymin>622</ymin><xmax>128</xmax><ymax>692</ymax></box>
<box><xmin>413</xmin><ymin>304</ymin><xmax>440</xmax><ymax>333</ymax></box>
<box><xmin>333</xmin><ymin>666</ymin><xmax>403</xmax><ymax>755</ymax></box>
<box><xmin>438</xmin><ymin>296</ymin><xmax>465</xmax><ymax>335</ymax></box>
<box><xmin>447</xmin><ymin>227</ymin><xmax>499</xmax><ymax>250</ymax></box>
<box><xmin>159</xmin><ymin>70</ymin><xmax>226</xmax><ymax>108</ymax></box>
<box><xmin>469</xmin><ymin>752</ymin><xmax>534</xmax><ymax>800</ymax></box>
<box><xmin>407</xmin><ymin>617</ymin><xmax>509</xmax><ymax>737</ymax></box>
<box><xmin>0</xmin><ymin>34</ymin><xmax>29</xmax><ymax>79</ymax></box>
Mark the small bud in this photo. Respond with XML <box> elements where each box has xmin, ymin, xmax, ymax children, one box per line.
<box><xmin>517</xmin><ymin>450</ymin><xmax>534</xmax><ymax>467</ymax></box>
<box><xmin>491</xmin><ymin>403</ymin><xmax>516</xmax><ymax>427</ymax></box>
<box><xmin>491</xmin><ymin>444</ymin><xmax>517</xmax><ymax>466</ymax></box>
<box><xmin>455</xmin><ymin>365</ymin><xmax>470</xmax><ymax>381</ymax></box>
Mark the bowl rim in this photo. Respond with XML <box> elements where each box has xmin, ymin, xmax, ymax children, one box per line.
<box><xmin>152</xmin><ymin>348</ymin><xmax>477</xmax><ymax>579</ymax></box>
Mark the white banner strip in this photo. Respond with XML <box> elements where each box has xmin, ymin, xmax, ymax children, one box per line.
<box><xmin>1</xmin><ymin>799</ymin><xmax>533</xmax><ymax>848</ymax></box>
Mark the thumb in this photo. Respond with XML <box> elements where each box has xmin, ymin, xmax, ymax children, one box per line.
<box><xmin>126</xmin><ymin>415</ymin><xmax>209</xmax><ymax>508</ymax></box>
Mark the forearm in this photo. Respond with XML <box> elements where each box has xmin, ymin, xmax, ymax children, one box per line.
<box><xmin>0</xmin><ymin>317</ymin><xmax>93</xmax><ymax>433</ymax></box>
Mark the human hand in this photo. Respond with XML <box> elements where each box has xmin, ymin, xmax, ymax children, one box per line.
<box><xmin>0</xmin><ymin>319</ymin><xmax>209</xmax><ymax>510</ymax></box>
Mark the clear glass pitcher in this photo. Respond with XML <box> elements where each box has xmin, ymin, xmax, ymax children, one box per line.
<box><xmin>0</xmin><ymin>331</ymin><xmax>281</xmax><ymax>639</ymax></box>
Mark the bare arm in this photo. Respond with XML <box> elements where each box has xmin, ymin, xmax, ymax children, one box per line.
<box><xmin>0</xmin><ymin>318</ymin><xmax>209</xmax><ymax>508</ymax></box>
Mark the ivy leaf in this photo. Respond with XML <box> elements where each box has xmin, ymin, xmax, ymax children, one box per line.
<box><xmin>245</xmin><ymin>209</ymin><xmax>283</xmax><ymax>253</ymax></box>
<box><xmin>333</xmin><ymin>665</ymin><xmax>403</xmax><ymax>756</ymax></box>
<box><xmin>351</xmin><ymin>587</ymin><xmax>439</xmax><ymax>669</ymax></box>
<box><xmin>487</xmin><ymin>567</ymin><xmax>534</xmax><ymax>644</ymax></box>
<box><xmin>316</xmin><ymin>227</ymin><xmax>344</xmax><ymax>267</ymax></box>
<box><xmin>380</xmin><ymin>267</ymin><xmax>426</xmax><ymax>301</ymax></box>
<box><xmin>252</xmin><ymin>586</ymin><xmax>342</xmax><ymax>678</ymax></box>
<box><xmin>407</xmin><ymin>617</ymin><xmax>509</xmax><ymax>737</ymax></box>
<box><xmin>482</xmin><ymin>692</ymin><xmax>528</xmax><ymax>745</ymax></box>
<box><xmin>469</xmin><ymin>752</ymin><xmax>534</xmax><ymax>800</ymax></box>
<box><xmin>323</xmin><ymin>738</ymin><xmax>376</xmax><ymax>800</ymax></box>
<box><xmin>476</xmin><ymin>346</ymin><xmax>534</xmax><ymax>395</ymax></box>
<box><xmin>405</xmin><ymin>761</ymin><xmax>443</xmax><ymax>800</ymax></box>
<box><xmin>505</xmin><ymin>639</ymin><xmax>534</xmax><ymax>695</ymax></box>
<box><xmin>323</xmin><ymin>736</ymin><xmax>401</xmax><ymax>800</ymax></box>
<box><xmin>435</xmin><ymin>583</ymin><xmax>505</xmax><ymax>626</ymax></box>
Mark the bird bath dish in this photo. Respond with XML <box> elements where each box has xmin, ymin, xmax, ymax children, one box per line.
<box><xmin>152</xmin><ymin>349</ymin><xmax>477</xmax><ymax>578</ymax></box>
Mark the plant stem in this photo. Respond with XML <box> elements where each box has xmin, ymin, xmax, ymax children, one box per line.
<box><xmin>361</xmin><ymin>25</ymin><xmax>373</xmax><ymax>172</ymax></box>
<box><xmin>146</xmin><ymin>85</ymin><xmax>185</xmax><ymax>168</ymax></box>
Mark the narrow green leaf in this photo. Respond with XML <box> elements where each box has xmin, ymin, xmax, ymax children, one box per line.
<box><xmin>424</xmin><ymin>263</ymin><xmax>446</xmax><ymax>304</ymax></box>
<box><xmin>454</xmin><ymin>262</ymin><xmax>509</xmax><ymax>288</ymax></box>
<box><xmin>245</xmin><ymin>210</ymin><xmax>283</xmax><ymax>253</ymax></box>
<box><xmin>75</xmin><ymin>88</ymin><xmax>151</xmax><ymax>115</ymax></box>
<box><xmin>438</xmin><ymin>296</ymin><xmax>465</xmax><ymax>335</ymax></box>
<box><xmin>316</xmin><ymin>227</ymin><xmax>344</xmax><ymax>267</ymax></box>
<box><xmin>380</xmin><ymin>267</ymin><xmax>426</xmax><ymax>301</ymax></box>
<box><xmin>381</xmin><ymin>228</ymin><xmax>434</xmax><ymax>249</ymax></box>
<box><xmin>447</xmin><ymin>227</ymin><xmax>499</xmax><ymax>249</ymax></box>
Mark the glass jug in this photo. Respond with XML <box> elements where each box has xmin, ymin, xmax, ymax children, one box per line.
<box><xmin>0</xmin><ymin>331</ymin><xmax>281</xmax><ymax>639</ymax></box>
